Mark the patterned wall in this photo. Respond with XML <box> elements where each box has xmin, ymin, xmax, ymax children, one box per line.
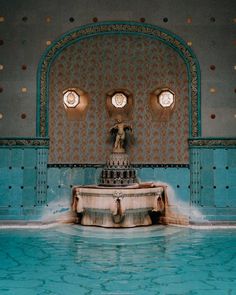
<box><xmin>49</xmin><ymin>34</ymin><xmax>188</xmax><ymax>164</ymax></box>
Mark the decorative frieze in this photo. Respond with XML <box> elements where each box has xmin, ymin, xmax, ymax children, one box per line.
<box><xmin>0</xmin><ymin>138</ymin><xmax>49</xmax><ymax>147</ymax></box>
<box><xmin>189</xmin><ymin>138</ymin><xmax>236</xmax><ymax>147</ymax></box>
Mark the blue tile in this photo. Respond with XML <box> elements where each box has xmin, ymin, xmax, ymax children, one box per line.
<box><xmin>228</xmin><ymin>188</ymin><xmax>236</xmax><ymax>206</ymax></box>
<box><xmin>139</xmin><ymin>168</ymin><xmax>155</xmax><ymax>181</ymax></box>
<box><xmin>214</xmin><ymin>169</ymin><xmax>227</xmax><ymax>187</ymax></box>
<box><xmin>84</xmin><ymin>168</ymin><xmax>96</xmax><ymax>185</ymax></box>
<box><xmin>9</xmin><ymin>187</ymin><xmax>22</xmax><ymax>207</ymax></box>
<box><xmin>71</xmin><ymin>168</ymin><xmax>85</xmax><ymax>185</ymax></box>
<box><xmin>200</xmin><ymin>149</ymin><xmax>214</xmax><ymax>167</ymax></box>
<box><xmin>213</xmin><ymin>149</ymin><xmax>227</xmax><ymax>166</ymax></box>
<box><xmin>0</xmin><ymin>168</ymin><xmax>11</xmax><ymax>185</ymax></box>
<box><xmin>200</xmin><ymin>188</ymin><xmax>215</xmax><ymax>206</ymax></box>
<box><xmin>10</xmin><ymin>168</ymin><xmax>23</xmax><ymax>185</ymax></box>
<box><xmin>23</xmin><ymin>149</ymin><xmax>37</xmax><ymax>167</ymax></box>
<box><xmin>59</xmin><ymin>187</ymin><xmax>71</xmax><ymax>199</ymax></box>
<box><xmin>227</xmin><ymin>149</ymin><xmax>236</xmax><ymax>167</ymax></box>
<box><xmin>23</xmin><ymin>168</ymin><xmax>37</xmax><ymax>186</ymax></box>
<box><xmin>60</xmin><ymin>168</ymin><xmax>72</xmax><ymax>185</ymax></box>
<box><xmin>95</xmin><ymin>168</ymin><xmax>103</xmax><ymax>184</ymax></box>
<box><xmin>154</xmin><ymin>168</ymin><xmax>167</xmax><ymax>182</ymax></box>
<box><xmin>47</xmin><ymin>168</ymin><xmax>61</xmax><ymax>186</ymax></box>
<box><xmin>175</xmin><ymin>188</ymin><xmax>190</xmax><ymax>202</ymax></box>
<box><xmin>22</xmin><ymin>188</ymin><xmax>36</xmax><ymax>206</ymax></box>
<box><xmin>0</xmin><ymin>185</ymin><xmax>10</xmax><ymax>206</ymax></box>
<box><xmin>11</xmin><ymin>149</ymin><xmax>24</xmax><ymax>167</ymax></box>
<box><xmin>214</xmin><ymin>188</ymin><xmax>229</xmax><ymax>207</ymax></box>
<box><xmin>200</xmin><ymin>170</ymin><xmax>214</xmax><ymax>186</ymax></box>
<box><xmin>0</xmin><ymin>149</ymin><xmax>10</xmax><ymax>167</ymax></box>
<box><xmin>227</xmin><ymin>168</ymin><xmax>236</xmax><ymax>186</ymax></box>
<box><xmin>46</xmin><ymin>187</ymin><xmax>60</xmax><ymax>203</ymax></box>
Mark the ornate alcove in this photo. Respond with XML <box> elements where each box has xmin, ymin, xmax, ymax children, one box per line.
<box><xmin>37</xmin><ymin>22</ymin><xmax>201</xmax><ymax>164</ymax></box>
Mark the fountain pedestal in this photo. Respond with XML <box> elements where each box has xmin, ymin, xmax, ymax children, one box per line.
<box><xmin>72</xmin><ymin>119</ymin><xmax>168</xmax><ymax>227</ymax></box>
<box><xmin>100</xmin><ymin>152</ymin><xmax>137</xmax><ymax>186</ymax></box>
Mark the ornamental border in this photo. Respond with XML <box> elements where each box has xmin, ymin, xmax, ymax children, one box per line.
<box><xmin>0</xmin><ymin>138</ymin><xmax>49</xmax><ymax>147</ymax></box>
<box><xmin>189</xmin><ymin>138</ymin><xmax>236</xmax><ymax>147</ymax></box>
<box><xmin>47</xmin><ymin>163</ymin><xmax>189</xmax><ymax>168</ymax></box>
<box><xmin>36</xmin><ymin>21</ymin><xmax>201</xmax><ymax>138</ymax></box>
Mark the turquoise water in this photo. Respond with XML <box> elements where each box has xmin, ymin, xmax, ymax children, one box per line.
<box><xmin>0</xmin><ymin>225</ymin><xmax>236</xmax><ymax>295</ymax></box>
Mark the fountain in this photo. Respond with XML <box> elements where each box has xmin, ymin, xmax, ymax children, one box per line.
<box><xmin>72</xmin><ymin>117</ymin><xmax>184</xmax><ymax>227</ymax></box>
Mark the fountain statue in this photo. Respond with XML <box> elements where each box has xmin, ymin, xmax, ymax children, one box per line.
<box><xmin>72</xmin><ymin>118</ymin><xmax>169</xmax><ymax>227</ymax></box>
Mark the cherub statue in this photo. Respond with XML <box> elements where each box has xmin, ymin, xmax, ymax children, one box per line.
<box><xmin>110</xmin><ymin>116</ymin><xmax>132</xmax><ymax>153</ymax></box>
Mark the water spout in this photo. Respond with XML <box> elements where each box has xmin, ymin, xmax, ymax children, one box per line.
<box><xmin>112</xmin><ymin>197</ymin><xmax>125</xmax><ymax>224</ymax></box>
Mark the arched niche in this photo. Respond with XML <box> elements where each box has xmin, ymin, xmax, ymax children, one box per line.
<box><xmin>37</xmin><ymin>21</ymin><xmax>201</xmax><ymax>164</ymax></box>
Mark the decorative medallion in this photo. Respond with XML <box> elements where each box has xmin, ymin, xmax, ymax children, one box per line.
<box><xmin>158</xmin><ymin>90</ymin><xmax>175</xmax><ymax>108</ymax></box>
<box><xmin>63</xmin><ymin>90</ymin><xmax>80</xmax><ymax>108</ymax></box>
<box><xmin>111</xmin><ymin>92</ymin><xmax>127</xmax><ymax>108</ymax></box>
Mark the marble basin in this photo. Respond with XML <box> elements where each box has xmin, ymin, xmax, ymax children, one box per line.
<box><xmin>72</xmin><ymin>184</ymin><xmax>167</xmax><ymax>227</ymax></box>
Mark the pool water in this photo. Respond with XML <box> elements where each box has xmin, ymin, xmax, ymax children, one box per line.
<box><xmin>0</xmin><ymin>225</ymin><xmax>235</xmax><ymax>295</ymax></box>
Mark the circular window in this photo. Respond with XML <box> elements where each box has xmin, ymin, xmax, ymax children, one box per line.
<box><xmin>111</xmin><ymin>92</ymin><xmax>127</xmax><ymax>108</ymax></box>
<box><xmin>63</xmin><ymin>90</ymin><xmax>80</xmax><ymax>108</ymax></box>
<box><xmin>158</xmin><ymin>90</ymin><xmax>174</xmax><ymax>107</ymax></box>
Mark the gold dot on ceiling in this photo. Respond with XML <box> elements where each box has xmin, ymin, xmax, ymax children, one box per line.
<box><xmin>46</xmin><ymin>40</ymin><xmax>51</xmax><ymax>46</ymax></box>
<box><xmin>186</xmin><ymin>17</ymin><xmax>192</xmax><ymax>24</ymax></box>
<box><xmin>21</xmin><ymin>87</ymin><xmax>27</xmax><ymax>92</ymax></box>
<box><xmin>0</xmin><ymin>113</ymin><xmax>3</xmax><ymax>119</ymax></box>
<box><xmin>0</xmin><ymin>64</ymin><xmax>4</xmax><ymax>70</ymax></box>
<box><xmin>210</xmin><ymin>88</ymin><xmax>216</xmax><ymax>93</ymax></box>
<box><xmin>187</xmin><ymin>41</ymin><xmax>192</xmax><ymax>46</ymax></box>
<box><xmin>234</xmin><ymin>65</ymin><xmax>236</xmax><ymax>70</ymax></box>
<box><xmin>45</xmin><ymin>16</ymin><xmax>52</xmax><ymax>23</ymax></box>
<box><xmin>0</xmin><ymin>16</ymin><xmax>5</xmax><ymax>22</ymax></box>
<box><xmin>234</xmin><ymin>114</ymin><xmax>236</xmax><ymax>118</ymax></box>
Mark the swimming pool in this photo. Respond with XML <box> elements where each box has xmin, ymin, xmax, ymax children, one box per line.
<box><xmin>0</xmin><ymin>225</ymin><xmax>235</xmax><ymax>295</ymax></box>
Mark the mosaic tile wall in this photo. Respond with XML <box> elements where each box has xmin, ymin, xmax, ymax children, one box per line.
<box><xmin>0</xmin><ymin>147</ymin><xmax>47</xmax><ymax>220</ymax></box>
<box><xmin>49</xmin><ymin>35</ymin><xmax>188</xmax><ymax>164</ymax></box>
<box><xmin>0</xmin><ymin>0</ymin><xmax>235</xmax><ymax>137</ymax></box>
<box><xmin>190</xmin><ymin>147</ymin><xmax>236</xmax><ymax>222</ymax></box>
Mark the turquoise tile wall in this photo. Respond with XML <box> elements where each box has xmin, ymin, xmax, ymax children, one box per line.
<box><xmin>190</xmin><ymin>148</ymin><xmax>236</xmax><ymax>222</ymax></box>
<box><xmin>0</xmin><ymin>147</ymin><xmax>47</xmax><ymax>220</ymax></box>
<box><xmin>0</xmin><ymin>146</ymin><xmax>236</xmax><ymax>222</ymax></box>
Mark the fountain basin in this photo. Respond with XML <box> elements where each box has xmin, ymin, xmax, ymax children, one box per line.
<box><xmin>72</xmin><ymin>184</ymin><xmax>167</xmax><ymax>227</ymax></box>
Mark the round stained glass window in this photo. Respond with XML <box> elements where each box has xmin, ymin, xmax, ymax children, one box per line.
<box><xmin>63</xmin><ymin>90</ymin><xmax>80</xmax><ymax>108</ymax></box>
<box><xmin>158</xmin><ymin>91</ymin><xmax>174</xmax><ymax>107</ymax></box>
<box><xmin>111</xmin><ymin>93</ymin><xmax>127</xmax><ymax>108</ymax></box>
